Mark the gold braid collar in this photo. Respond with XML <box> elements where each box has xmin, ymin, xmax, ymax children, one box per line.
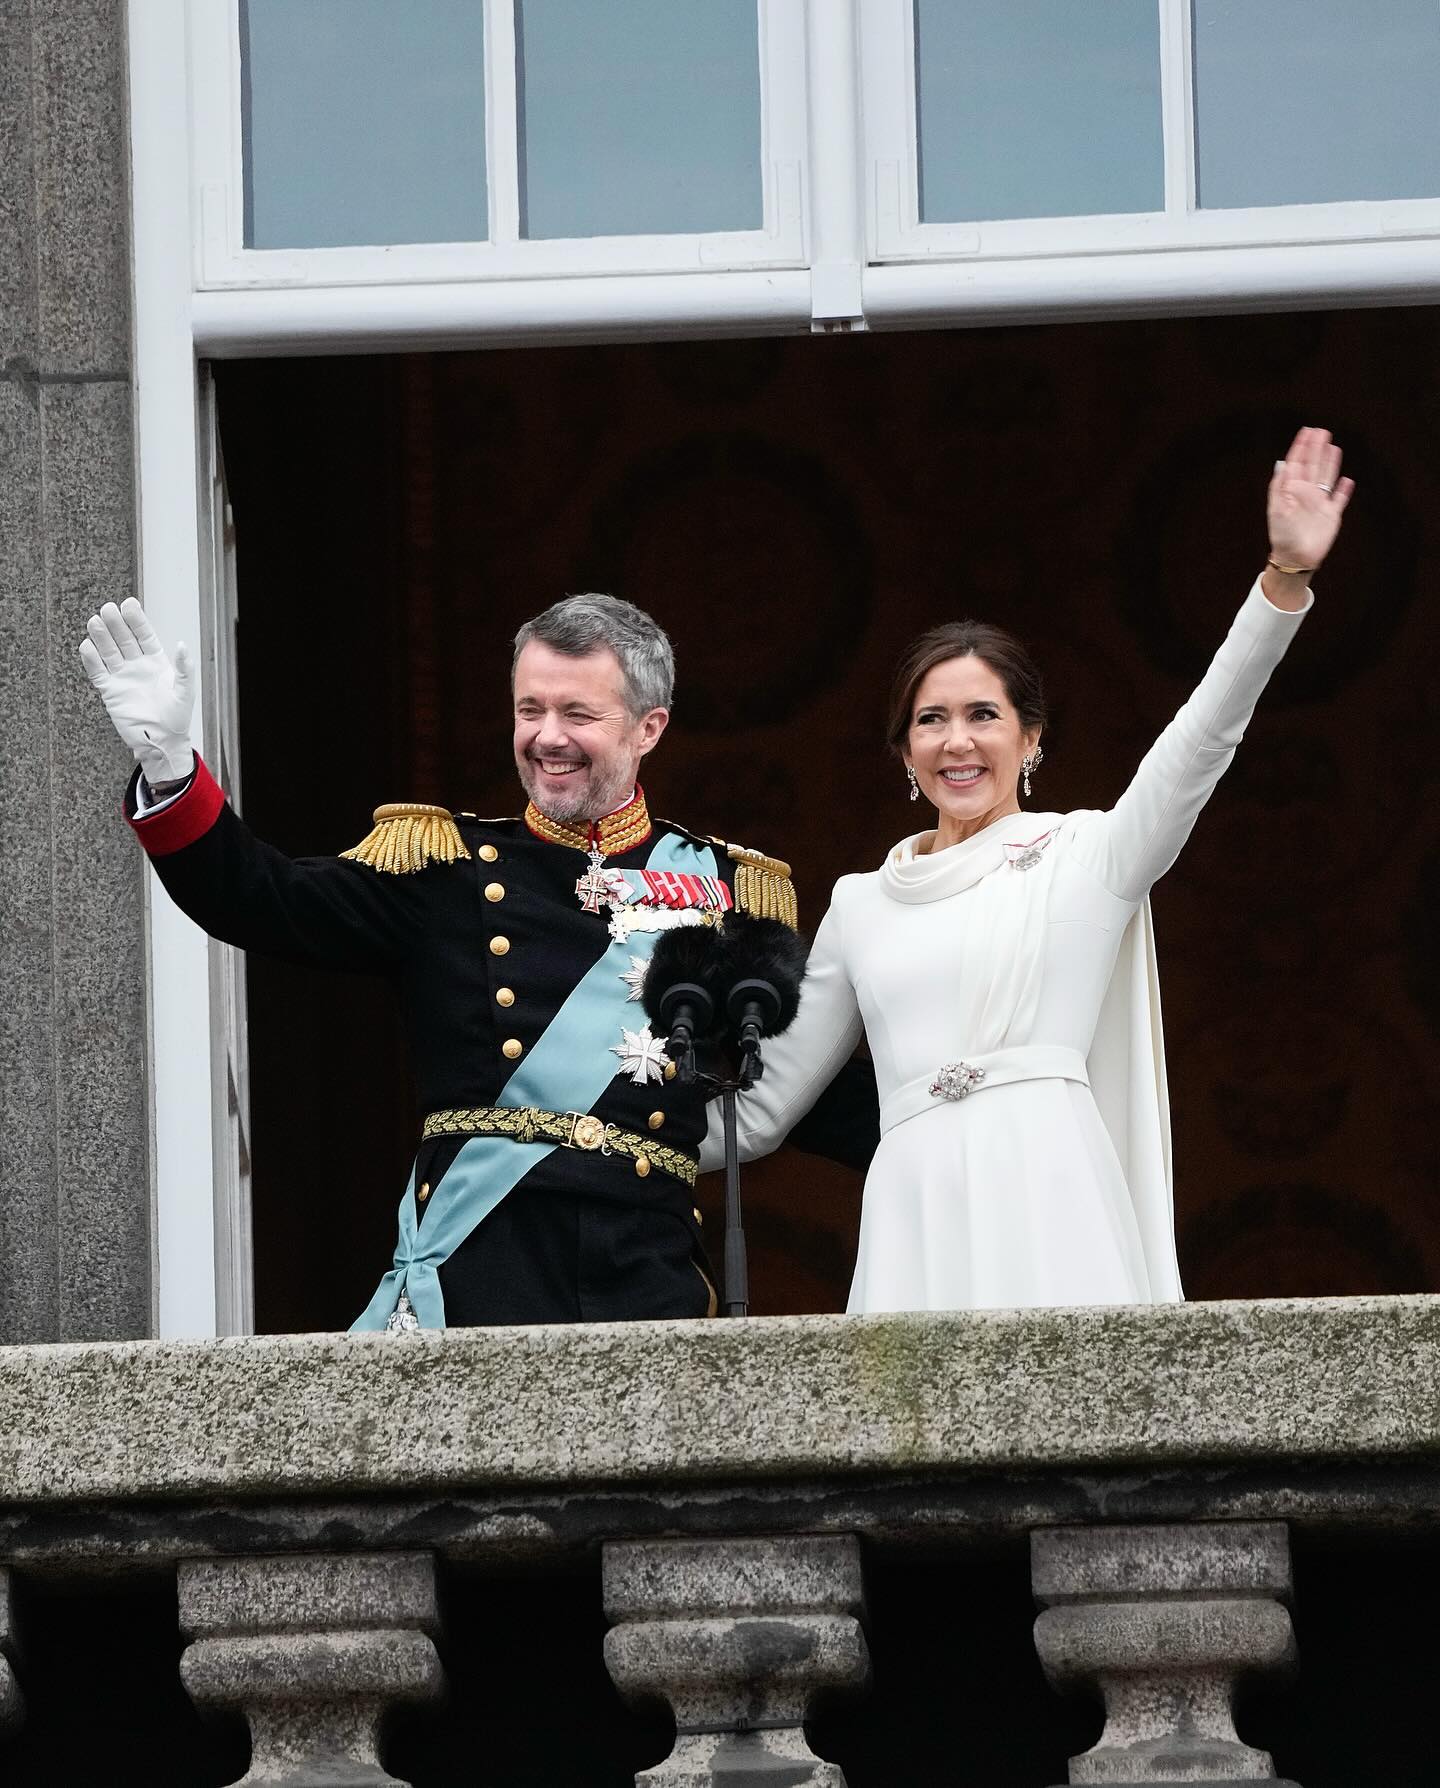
<box><xmin>341</xmin><ymin>803</ymin><xmax>472</xmax><ymax>875</ymax></box>
<box><xmin>524</xmin><ymin>787</ymin><xmax>652</xmax><ymax>856</ymax></box>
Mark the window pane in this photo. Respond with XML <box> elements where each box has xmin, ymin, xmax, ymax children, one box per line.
<box><xmin>241</xmin><ymin>0</ymin><xmax>486</xmax><ymax>250</ymax></box>
<box><xmin>914</xmin><ymin>0</ymin><xmax>1164</xmax><ymax>222</ymax></box>
<box><xmin>1194</xmin><ymin>0</ymin><xmax>1440</xmax><ymax>208</ymax></box>
<box><xmin>516</xmin><ymin>0</ymin><xmax>762</xmax><ymax>239</ymax></box>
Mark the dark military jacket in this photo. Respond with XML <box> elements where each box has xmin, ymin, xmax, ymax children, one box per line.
<box><xmin>126</xmin><ymin>758</ymin><xmax>876</xmax><ymax>1327</ymax></box>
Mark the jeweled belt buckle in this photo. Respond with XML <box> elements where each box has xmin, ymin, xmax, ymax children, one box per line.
<box><xmin>564</xmin><ymin>1111</ymin><xmax>607</xmax><ymax>1151</ymax></box>
<box><xmin>930</xmin><ymin>1062</ymin><xmax>987</xmax><ymax>1101</ymax></box>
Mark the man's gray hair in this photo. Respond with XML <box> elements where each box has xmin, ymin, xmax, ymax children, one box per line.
<box><xmin>512</xmin><ymin>592</ymin><xmax>675</xmax><ymax>716</ymax></box>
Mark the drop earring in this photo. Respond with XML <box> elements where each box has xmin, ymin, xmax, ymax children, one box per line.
<box><xmin>906</xmin><ymin>764</ymin><xmax>919</xmax><ymax>802</ymax></box>
<box><xmin>1022</xmin><ymin>744</ymin><xmax>1044</xmax><ymax>799</ymax></box>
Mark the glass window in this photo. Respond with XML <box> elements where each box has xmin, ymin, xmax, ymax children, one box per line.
<box><xmin>1193</xmin><ymin>0</ymin><xmax>1440</xmax><ymax>208</ymax></box>
<box><xmin>241</xmin><ymin>0</ymin><xmax>487</xmax><ymax>250</ymax></box>
<box><xmin>516</xmin><ymin>0</ymin><xmax>762</xmax><ymax>239</ymax></box>
<box><xmin>913</xmin><ymin>0</ymin><xmax>1164</xmax><ymax>223</ymax></box>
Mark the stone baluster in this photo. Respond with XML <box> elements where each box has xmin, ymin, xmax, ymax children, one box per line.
<box><xmin>1032</xmin><ymin>1522</ymin><xmax>1299</xmax><ymax>1786</ymax></box>
<box><xmin>603</xmin><ymin>1535</ymin><xmax>870</xmax><ymax>1787</ymax></box>
<box><xmin>0</xmin><ymin>1570</ymin><xmax>23</xmax><ymax>1736</ymax></box>
<box><xmin>178</xmin><ymin>1552</ymin><xmax>443</xmax><ymax>1788</ymax></box>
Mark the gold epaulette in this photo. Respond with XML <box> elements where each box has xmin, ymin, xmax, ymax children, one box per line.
<box><xmin>712</xmin><ymin>838</ymin><xmax>798</xmax><ymax>929</ymax></box>
<box><xmin>340</xmin><ymin>803</ymin><xmax>472</xmax><ymax>875</ymax></box>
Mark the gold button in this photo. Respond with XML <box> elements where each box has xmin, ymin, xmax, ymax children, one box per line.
<box><xmin>490</xmin><ymin>936</ymin><xmax>511</xmax><ymax>956</ymax></box>
<box><xmin>418</xmin><ymin>1181</ymin><xmax>431</xmax><ymax>1203</ymax></box>
<box><xmin>485</xmin><ymin>882</ymin><xmax>505</xmax><ymax>903</ymax></box>
<box><xmin>647</xmin><ymin>1111</ymin><xmax>665</xmax><ymax>1131</ymax></box>
<box><xmin>634</xmin><ymin>1156</ymin><xmax>651</xmax><ymax>1178</ymax></box>
<box><xmin>664</xmin><ymin>1061</ymin><xmax>677</xmax><ymax>1082</ymax></box>
<box><xmin>502</xmin><ymin>1038</ymin><xmax>523</xmax><ymax>1060</ymax></box>
<box><xmin>495</xmin><ymin>986</ymin><xmax>515</xmax><ymax>1008</ymax></box>
<box><xmin>478</xmin><ymin>844</ymin><xmax>498</xmax><ymax>862</ymax></box>
<box><xmin>692</xmin><ymin>1207</ymin><xmax>703</xmax><ymax>1225</ymax></box>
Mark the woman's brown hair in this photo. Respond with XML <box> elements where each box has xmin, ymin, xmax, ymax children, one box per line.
<box><xmin>886</xmin><ymin>621</ymin><xmax>1048</xmax><ymax>757</ymax></box>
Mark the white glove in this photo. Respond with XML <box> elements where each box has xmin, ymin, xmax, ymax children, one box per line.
<box><xmin>79</xmin><ymin>599</ymin><xmax>196</xmax><ymax>785</ymax></box>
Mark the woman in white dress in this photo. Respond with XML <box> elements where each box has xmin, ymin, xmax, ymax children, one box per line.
<box><xmin>714</xmin><ymin>428</ymin><xmax>1353</xmax><ymax>1313</ymax></box>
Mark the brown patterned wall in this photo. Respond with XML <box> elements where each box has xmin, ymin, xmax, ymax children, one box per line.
<box><xmin>214</xmin><ymin>306</ymin><xmax>1440</xmax><ymax>1337</ymax></box>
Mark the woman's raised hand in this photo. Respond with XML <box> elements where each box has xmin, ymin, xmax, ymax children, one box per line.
<box><xmin>1267</xmin><ymin>426</ymin><xmax>1354</xmax><ymax>577</ymax></box>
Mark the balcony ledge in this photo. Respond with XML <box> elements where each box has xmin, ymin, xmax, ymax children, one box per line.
<box><xmin>5</xmin><ymin>1295</ymin><xmax>1437</xmax><ymax>1511</ymax></box>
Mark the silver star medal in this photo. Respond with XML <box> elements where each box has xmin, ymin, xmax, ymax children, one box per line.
<box><xmin>611</xmin><ymin>1025</ymin><xmax>670</xmax><ymax>1086</ymax></box>
<box><xmin>619</xmin><ymin>956</ymin><xmax>649</xmax><ymax>1002</ymax></box>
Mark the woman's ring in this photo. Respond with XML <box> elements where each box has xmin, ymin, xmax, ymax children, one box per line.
<box><xmin>1316</xmin><ymin>481</ymin><xmax>1334</xmax><ymax>494</ymax></box>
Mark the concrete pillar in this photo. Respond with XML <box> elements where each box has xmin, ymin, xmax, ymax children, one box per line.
<box><xmin>178</xmin><ymin>1553</ymin><xmax>444</xmax><ymax>1787</ymax></box>
<box><xmin>0</xmin><ymin>1</ymin><xmax>152</xmax><ymax>1341</ymax></box>
<box><xmin>0</xmin><ymin>1570</ymin><xmax>24</xmax><ymax>1734</ymax></box>
<box><xmin>1032</xmin><ymin>1522</ymin><xmax>1299</xmax><ymax>1786</ymax></box>
<box><xmin>603</xmin><ymin>1535</ymin><xmax>870</xmax><ymax>1788</ymax></box>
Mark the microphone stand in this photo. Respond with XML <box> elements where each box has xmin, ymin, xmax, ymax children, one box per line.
<box><xmin>664</xmin><ymin>975</ymin><xmax>783</xmax><ymax>1319</ymax></box>
<box><xmin>664</xmin><ymin>1013</ymin><xmax>751</xmax><ymax>1318</ymax></box>
<box><xmin>653</xmin><ymin>916</ymin><xmax>805</xmax><ymax>1320</ymax></box>
<box><xmin>718</xmin><ymin>1082</ymin><xmax>747</xmax><ymax>1318</ymax></box>
<box><xmin>702</xmin><ymin>1042</ymin><xmax>761</xmax><ymax>1319</ymax></box>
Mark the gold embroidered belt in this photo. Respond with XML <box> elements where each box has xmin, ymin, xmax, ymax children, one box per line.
<box><xmin>422</xmin><ymin>1105</ymin><xmax>698</xmax><ymax>1188</ymax></box>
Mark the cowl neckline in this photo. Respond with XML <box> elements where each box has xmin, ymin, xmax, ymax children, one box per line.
<box><xmin>878</xmin><ymin>810</ymin><xmax>1066</xmax><ymax>903</ymax></box>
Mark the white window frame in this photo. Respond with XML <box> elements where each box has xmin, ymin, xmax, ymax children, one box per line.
<box><xmin>132</xmin><ymin>0</ymin><xmax>1438</xmax><ymax>1336</ymax></box>
<box><xmin>859</xmin><ymin>0</ymin><xmax>1440</xmax><ymax>325</ymax></box>
<box><xmin>131</xmin><ymin>0</ymin><xmax>222</xmax><ymax>1338</ymax></box>
<box><xmin>188</xmin><ymin>0</ymin><xmax>808</xmax><ymax>291</ymax></box>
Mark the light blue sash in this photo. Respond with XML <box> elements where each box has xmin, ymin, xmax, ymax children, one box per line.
<box><xmin>352</xmin><ymin>832</ymin><xmax>719</xmax><ymax>1330</ymax></box>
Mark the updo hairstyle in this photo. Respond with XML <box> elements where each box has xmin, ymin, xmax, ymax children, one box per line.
<box><xmin>886</xmin><ymin>621</ymin><xmax>1048</xmax><ymax>758</ymax></box>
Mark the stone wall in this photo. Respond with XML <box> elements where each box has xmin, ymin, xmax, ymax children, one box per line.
<box><xmin>0</xmin><ymin>0</ymin><xmax>151</xmax><ymax>1341</ymax></box>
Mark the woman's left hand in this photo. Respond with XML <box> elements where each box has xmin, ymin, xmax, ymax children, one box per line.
<box><xmin>1267</xmin><ymin>426</ymin><xmax>1354</xmax><ymax>576</ymax></box>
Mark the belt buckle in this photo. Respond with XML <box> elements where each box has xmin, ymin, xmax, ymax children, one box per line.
<box><xmin>930</xmin><ymin>1061</ymin><xmax>987</xmax><ymax>1101</ymax></box>
<box><xmin>564</xmin><ymin>1111</ymin><xmax>607</xmax><ymax>1151</ymax></box>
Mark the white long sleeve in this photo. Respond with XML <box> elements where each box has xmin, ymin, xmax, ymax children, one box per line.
<box><xmin>700</xmin><ymin>580</ymin><xmax>1310</xmax><ymax>1175</ymax></box>
<box><xmin>1070</xmin><ymin>579</ymin><xmax>1310</xmax><ymax>902</ymax></box>
<box><xmin>699</xmin><ymin>894</ymin><xmax>864</xmax><ymax>1170</ymax></box>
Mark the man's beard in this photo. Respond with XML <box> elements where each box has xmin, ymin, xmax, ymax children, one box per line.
<box><xmin>517</xmin><ymin>751</ymin><xmax>635</xmax><ymax>825</ymax></box>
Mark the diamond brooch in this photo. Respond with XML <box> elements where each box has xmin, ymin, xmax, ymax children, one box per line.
<box><xmin>930</xmin><ymin>1061</ymin><xmax>987</xmax><ymax>1101</ymax></box>
<box><xmin>1004</xmin><ymin>830</ymin><xmax>1053</xmax><ymax>872</ymax></box>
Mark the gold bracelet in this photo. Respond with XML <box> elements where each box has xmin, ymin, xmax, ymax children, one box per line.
<box><xmin>1266</xmin><ymin>554</ymin><xmax>1315</xmax><ymax>576</ymax></box>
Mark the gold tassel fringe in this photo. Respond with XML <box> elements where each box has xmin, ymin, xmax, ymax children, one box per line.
<box><xmin>721</xmin><ymin>842</ymin><xmax>798</xmax><ymax>929</ymax></box>
<box><xmin>341</xmin><ymin>803</ymin><xmax>472</xmax><ymax>875</ymax></box>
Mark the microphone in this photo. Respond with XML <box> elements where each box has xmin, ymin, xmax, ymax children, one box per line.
<box><xmin>642</xmin><ymin>914</ymin><xmax>809</xmax><ymax>1083</ymax></box>
<box><xmin>645</xmin><ymin>913</ymin><xmax>808</xmax><ymax>1322</ymax></box>
<box><xmin>642</xmin><ymin>923</ymin><xmax>730</xmax><ymax>1082</ymax></box>
<box><xmin>719</xmin><ymin>915</ymin><xmax>808</xmax><ymax>1084</ymax></box>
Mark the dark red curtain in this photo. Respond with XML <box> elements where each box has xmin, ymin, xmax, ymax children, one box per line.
<box><xmin>213</xmin><ymin>308</ymin><xmax>1440</xmax><ymax>1334</ymax></box>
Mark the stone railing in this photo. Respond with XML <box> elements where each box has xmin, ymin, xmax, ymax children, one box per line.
<box><xmin>1</xmin><ymin>1295</ymin><xmax>1437</xmax><ymax>1784</ymax></box>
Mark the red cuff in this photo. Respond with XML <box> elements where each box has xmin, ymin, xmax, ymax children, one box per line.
<box><xmin>127</xmin><ymin>755</ymin><xmax>227</xmax><ymax>856</ymax></box>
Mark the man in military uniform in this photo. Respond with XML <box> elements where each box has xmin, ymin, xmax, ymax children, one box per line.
<box><xmin>81</xmin><ymin>591</ymin><xmax>874</xmax><ymax>1329</ymax></box>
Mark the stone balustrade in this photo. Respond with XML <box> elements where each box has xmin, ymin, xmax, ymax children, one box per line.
<box><xmin>1032</xmin><ymin>1523</ymin><xmax>1299</xmax><ymax>1786</ymax></box>
<box><xmin>0</xmin><ymin>1295</ymin><xmax>1437</xmax><ymax>1783</ymax></box>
